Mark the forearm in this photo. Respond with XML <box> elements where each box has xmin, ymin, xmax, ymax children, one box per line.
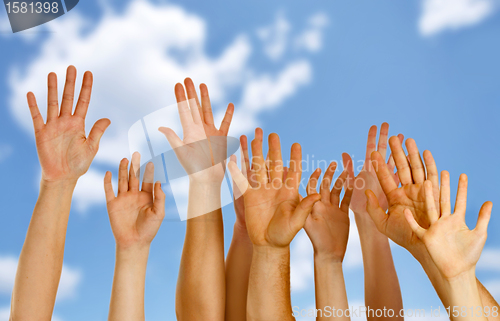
<box><xmin>109</xmin><ymin>246</ymin><xmax>149</xmax><ymax>321</ymax></box>
<box><xmin>11</xmin><ymin>179</ymin><xmax>76</xmax><ymax>319</ymax></box>
<box><xmin>248</xmin><ymin>246</ymin><xmax>294</xmax><ymax>321</ymax></box>
<box><xmin>477</xmin><ymin>280</ymin><xmax>500</xmax><ymax>321</ymax></box>
<box><xmin>225</xmin><ymin>223</ymin><xmax>253</xmax><ymax>321</ymax></box>
<box><xmin>416</xmin><ymin>250</ymin><xmax>499</xmax><ymax>321</ymax></box>
<box><xmin>313</xmin><ymin>255</ymin><xmax>350</xmax><ymax>321</ymax></box>
<box><xmin>442</xmin><ymin>270</ymin><xmax>487</xmax><ymax>321</ymax></box>
<box><xmin>176</xmin><ymin>183</ymin><xmax>225</xmax><ymax>321</ymax></box>
<box><xmin>355</xmin><ymin>212</ymin><xmax>403</xmax><ymax>321</ymax></box>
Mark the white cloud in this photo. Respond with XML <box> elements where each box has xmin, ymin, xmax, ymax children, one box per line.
<box><xmin>477</xmin><ymin>247</ymin><xmax>500</xmax><ymax>271</ymax></box>
<box><xmin>290</xmin><ymin>230</ymin><xmax>314</xmax><ymax>292</ymax></box>
<box><xmin>294</xmin><ymin>13</ymin><xmax>329</xmax><ymax>53</ymax></box>
<box><xmin>9</xmin><ymin>1</ymin><xmax>325</xmax><ymax>213</ymax></box>
<box><xmin>0</xmin><ymin>256</ymin><xmax>17</xmax><ymax>294</ymax></box>
<box><xmin>0</xmin><ymin>255</ymin><xmax>81</xmax><ymax>301</ymax></box>
<box><xmin>257</xmin><ymin>12</ymin><xmax>291</xmax><ymax>60</ymax></box>
<box><xmin>72</xmin><ymin>168</ymin><xmax>116</xmax><ymax>213</ymax></box>
<box><xmin>419</xmin><ymin>0</ymin><xmax>497</xmax><ymax>36</ymax></box>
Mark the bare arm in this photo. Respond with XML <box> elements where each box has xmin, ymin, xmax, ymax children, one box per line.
<box><xmin>10</xmin><ymin>66</ymin><xmax>109</xmax><ymax>320</ymax></box>
<box><xmin>345</xmin><ymin>123</ymin><xmax>404</xmax><ymax>321</ymax></box>
<box><xmin>228</xmin><ymin>131</ymin><xmax>320</xmax><ymax>321</ymax></box>
<box><xmin>303</xmin><ymin>163</ymin><xmax>352</xmax><ymax>321</ymax></box>
<box><xmin>225</xmin><ymin>136</ymin><xmax>253</xmax><ymax>321</ymax></box>
<box><xmin>160</xmin><ymin>79</ymin><xmax>233</xmax><ymax>320</ymax></box>
<box><xmin>105</xmin><ymin>156</ymin><xmax>165</xmax><ymax>321</ymax></box>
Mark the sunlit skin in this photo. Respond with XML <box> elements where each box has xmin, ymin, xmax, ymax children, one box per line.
<box><xmin>10</xmin><ymin>66</ymin><xmax>110</xmax><ymax>320</ymax></box>
<box><xmin>343</xmin><ymin>123</ymin><xmax>404</xmax><ymax>321</ymax></box>
<box><xmin>105</xmin><ymin>153</ymin><xmax>165</xmax><ymax>321</ymax></box>
<box><xmin>225</xmin><ymin>136</ymin><xmax>253</xmax><ymax>321</ymax></box>
<box><xmin>229</xmin><ymin>130</ymin><xmax>321</xmax><ymax>321</ymax></box>
<box><xmin>303</xmin><ymin>161</ymin><xmax>352</xmax><ymax>321</ymax></box>
<box><xmin>159</xmin><ymin>78</ymin><xmax>233</xmax><ymax>321</ymax></box>
<box><xmin>404</xmin><ymin>175</ymin><xmax>491</xmax><ymax>321</ymax></box>
<box><xmin>367</xmin><ymin>136</ymin><xmax>499</xmax><ymax>320</ymax></box>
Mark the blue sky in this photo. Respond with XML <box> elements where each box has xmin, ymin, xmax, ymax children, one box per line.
<box><xmin>1</xmin><ymin>0</ymin><xmax>500</xmax><ymax>320</ymax></box>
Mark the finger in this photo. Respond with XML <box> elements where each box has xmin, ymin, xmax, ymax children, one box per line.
<box><xmin>129</xmin><ymin>152</ymin><xmax>141</xmax><ymax>192</ymax></box>
<box><xmin>283</xmin><ymin>166</ymin><xmax>288</xmax><ymax>181</ymax></box>
<box><xmin>104</xmin><ymin>171</ymin><xmax>115</xmax><ymax>202</ymax></box>
<box><xmin>142</xmin><ymin>162</ymin><xmax>154</xmax><ymax>193</ymax></box>
<box><xmin>364</xmin><ymin>125</ymin><xmax>377</xmax><ymax>170</ymax></box>
<box><xmin>440</xmin><ymin>170</ymin><xmax>451</xmax><ymax>217</ymax></box>
<box><xmin>404</xmin><ymin>208</ymin><xmax>426</xmax><ymax>239</ymax></box>
<box><xmin>228</xmin><ymin>161</ymin><xmax>249</xmax><ymax>195</ymax></box>
<box><xmin>47</xmin><ymin>72</ymin><xmax>59</xmax><ymax>121</ymax></box>
<box><xmin>371</xmin><ymin>151</ymin><xmax>398</xmax><ymax>194</ymax></box>
<box><xmin>365</xmin><ymin>190</ymin><xmax>388</xmax><ymax>233</ymax></box>
<box><xmin>268</xmin><ymin>133</ymin><xmax>283</xmax><ymax>183</ymax></box>
<box><xmin>290</xmin><ymin>194</ymin><xmax>322</xmax><ymax>232</ymax></box>
<box><xmin>251</xmin><ymin>135</ymin><xmax>267</xmax><ymax>185</ymax></box>
<box><xmin>340</xmin><ymin>177</ymin><xmax>354</xmax><ymax>213</ymax></box>
<box><xmin>454</xmin><ymin>174</ymin><xmax>468</xmax><ymax>215</ymax></box>
<box><xmin>342</xmin><ymin>153</ymin><xmax>355</xmax><ymax>189</ymax></box>
<box><xmin>424</xmin><ymin>180</ymin><xmax>439</xmax><ymax>224</ymax></box>
<box><xmin>153</xmin><ymin>181</ymin><xmax>166</xmax><ymax>217</ymax></box>
<box><xmin>73</xmin><ymin>71</ymin><xmax>93</xmax><ymax>119</ymax></box>
<box><xmin>184</xmin><ymin>78</ymin><xmax>203</xmax><ymax>124</ymax></box>
<box><xmin>321</xmin><ymin>162</ymin><xmax>337</xmax><ymax>201</ymax></box>
<box><xmin>87</xmin><ymin>118</ymin><xmax>111</xmax><ymax>152</ymax></box>
<box><xmin>475</xmin><ymin>201</ymin><xmax>493</xmax><ymax>234</ymax></box>
<box><xmin>423</xmin><ymin>150</ymin><xmax>439</xmax><ymax>201</ymax></box>
<box><xmin>174</xmin><ymin>83</ymin><xmax>194</xmax><ymax>126</ymax></box>
<box><xmin>60</xmin><ymin>66</ymin><xmax>76</xmax><ymax>116</ymax></box>
<box><xmin>307</xmin><ymin>168</ymin><xmax>321</xmax><ymax>196</ymax></box>
<box><xmin>285</xmin><ymin>143</ymin><xmax>302</xmax><ymax>190</ymax></box>
<box><xmin>27</xmin><ymin>92</ymin><xmax>44</xmax><ymax>132</ymax></box>
<box><xmin>240</xmin><ymin>135</ymin><xmax>250</xmax><ymax>179</ymax></box>
<box><xmin>378</xmin><ymin>122</ymin><xmax>389</xmax><ymax>159</ymax></box>
<box><xmin>390</xmin><ymin>136</ymin><xmax>412</xmax><ymax>185</ymax></box>
<box><xmin>405</xmin><ymin>138</ymin><xmax>425</xmax><ymax>184</ymax></box>
<box><xmin>219</xmin><ymin>103</ymin><xmax>234</xmax><ymax>135</ymax></box>
<box><xmin>199</xmin><ymin>83</ymin><xmax>213</xmax><ymax>125</ymax></box>
<box><xmin>118</xmin><ymin>158</ymin><xmax>129</xmax><ymax>194</ymax></box>
<box><xmin>158</xmin><ymin>127</ymin><xmax>184</xmax><ymax>149</ymax></box>
<box><xmin>331</xmin><ymin>169</ymin><xmax>348</xmax><ymax>206</ymax></box>
<box><xmin>387</xmin><ymin>134</ymin><xmax>404</xmax><ymax>179</ymax></box>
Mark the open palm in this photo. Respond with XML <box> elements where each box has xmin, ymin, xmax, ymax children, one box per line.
<box><xmin>366</xmin><ymin>136</ymin><xmax>441</xmax><ymax>252</ymax></box>
<box><xmin>28</xmin><ymin>66</ymin><xmax>110</xmax><ymax>183</ymax></box>
<box><xmin>104</xmin><ymin>153</ymin><xmax>165</xmax><ymax>249</ymax></box>
<box><xmin>159</xmin><ymin>79</ymin><xmax>234</xmax><ymax>185</ymax></box>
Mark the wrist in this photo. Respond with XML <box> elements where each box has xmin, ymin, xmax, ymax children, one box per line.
<box><xmin>253</xmin><ymin>244</ymin><xmax>290</xmax><ymax>257</ymax></box>
<box><xmin>116</xmin><ymin>243</ymin><xmax>151</xmax><ymax>262</ymax></box>
<box><xmin>40</xmin><ymin>177</ymin><xmax>78</xmax><ymax>190</ymax></box>
<box><xmin>233</xmin><ymin>221</ymin><xmax>250</xmax><ymax>239</ymax></box>
<box><xmin>314</xmin><ymin>252</ymin><xmax>343</xmax><ymax>264</ymax></box>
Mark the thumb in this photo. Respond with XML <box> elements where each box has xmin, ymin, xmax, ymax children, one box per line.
<box><xmin>153</xmin><ymin>181</ymin><xmax>166</xmax><ymax>219</ymax></box>
<box><xmin>290</xmin><ymin>194</ymin><xmax>321</xmax><ymax>232</ymax></box>
<box><xmin>88</xmin><ymin>118</ymin><xmax>111</xmax><ymax>151</ymax></box>
<box><xmin>228</xmin><ymin>161</ymin><xmax>249</xmax><ymax>199</ymax></box>
<box><xmin>475</xmin><ymin>201</ymin><xmax>493</xmax><ymax>235</ymax></box>
<box><xmin>159</xmin><ymin>127</ymin><xmax>183</xmax><ymax>149</ymax></box>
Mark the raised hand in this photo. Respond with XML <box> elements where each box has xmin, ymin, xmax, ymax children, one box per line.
<box><xmin>158</xmin><ymin>78</ymin><xmax>234</xmax><ymax>185</ymax></box>
<box><xmin>28</xmin><ymin>65</ymin><xmax>110</xmax><ymax>183</ymax></box>
<box><xmin>104</xmin><ymin>152</ymin><xmax>165</xmax><ymax>249</ymax></box>
<box><xmin>304</xmin><ymin>162</ymin><xmax>352</xmax><ymax>261</ymax></box>
<box><xmin>405</xmin><ymin>173</ymin><xmax>492</xmax><ymax>280</ymax></box>
<box><xmin>365</xmin><ymin>136</ymin><xmax>440</xmax><ymax>252</ymax></box>
<box><xmin>344</xmin><ymin>123</ymin><xmax>403</xmax><ymax>215</ymax></box>
<box><xmin>229</xmin><ymin>130</ymin><xmax>321</xmax><ymax>248</ymax></box>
